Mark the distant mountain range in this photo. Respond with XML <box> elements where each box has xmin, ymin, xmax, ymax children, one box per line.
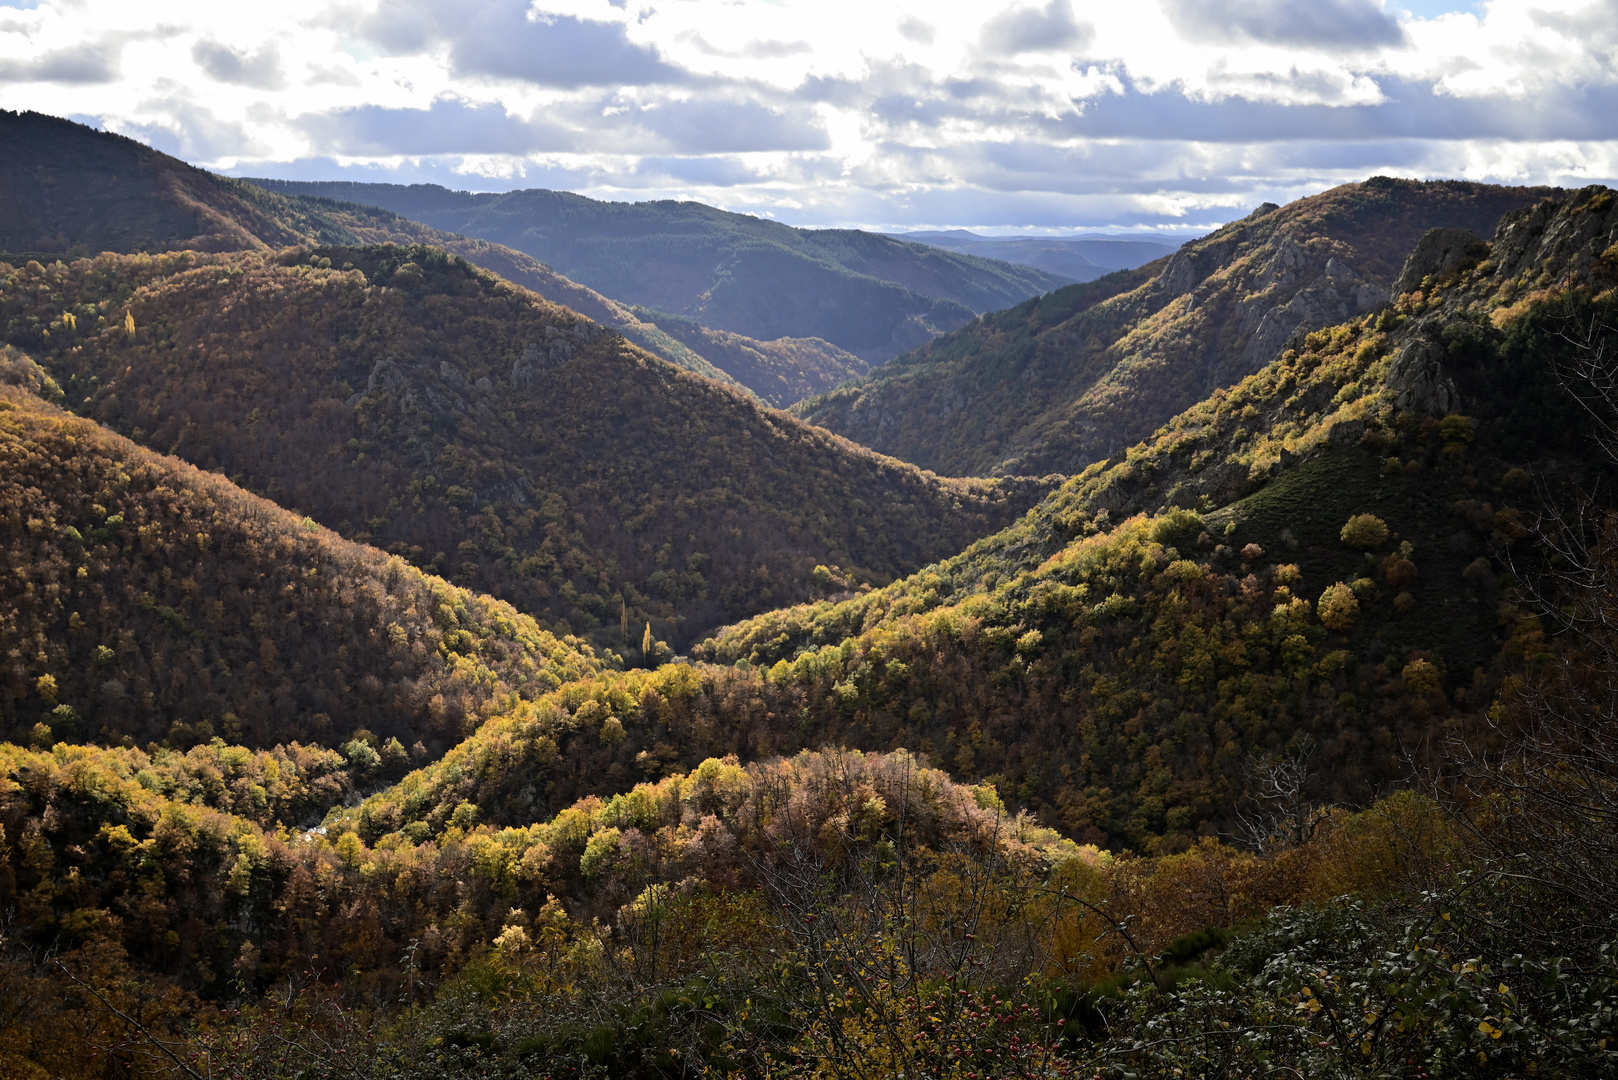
<box><xmin>242</xmin><ymin>179</ymin><xmax>1073</xmax><ymax>362</ymax></box>
<box><xmin>885</xmin><ymin>230</ymin><xmax>1177</xmax><ymax>281</ymax></box>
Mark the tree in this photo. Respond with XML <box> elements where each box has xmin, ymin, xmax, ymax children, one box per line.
<box><xmin>1340</xmin><ymin>513</ymin><xmax>1389</xmax><ymax>549</ymax></box>
<box><xmin>1317</xmin><ymin>582</ymin><xmax>1359</xmax><ymax>630</ymax></box>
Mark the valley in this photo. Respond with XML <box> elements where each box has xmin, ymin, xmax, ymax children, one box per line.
<box><xmin>2</xmin><ymin>109</ymin><xmax>1617</xmax><ymax>1080</ymax></box>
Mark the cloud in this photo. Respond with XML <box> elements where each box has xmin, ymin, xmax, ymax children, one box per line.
<box><xmin>633</xmin><ymin>155</ymin><xmax>766</xmax><ymax>186</ymax></box>
<box><xmin>306</xmin><ymin>63</ymin><xmax>361</xmax><ymax>88</ymax></box>
<box><xmin>192</xmin><ymin>40</ymin><xmax>284</xmax><ymax>90</ymax></box>
<box><xmin>980</xmin><ymin>0</ymin><xmax>1092</xmax><ymax>56</ymax></box>
<box><xmin>357</xmin><ymin>0</ymin><xmax>686</xmax><ymax>88</ymax></box>
<box><xmin>1050</xmin><ymin>75</ymin><xmax>1618</xmax><ymax>142</ymax></box>
<box><xmin>685</xmin><ymin>34</ymin><xmax>812</xmax><ymax>60</ymax></box>
<box><xmin>118</xmin><ymin>99</ymin><xmax>265</xmax><ymax>160</ymax></box>
<box><xmin>1162</xmin><ymin>0</ymin><xmax>1406</xmax><ymax>50</ymax></box>
<box><xmin>622</xmin><ymin>97</ymin><xmax>830</xmax><ymax>154</ymax></box>
<box><xmin>898</xmin><ymin>16</ymin><xmax>934</xmax><ymax>45</ymax></box>
<box><xmin>12</xmin><ymin>0</ymin><xmax>1615</xmax><ymax>238</ymax></box>
<box><xmin>298</xmin><ymin>98</ymin><xmax>577</xmax><ymax>156</ymax></box>
<box><xmin>0</xmin><ymin>40</ymin><xmax>121</xmax><ymax>84</ymax></box>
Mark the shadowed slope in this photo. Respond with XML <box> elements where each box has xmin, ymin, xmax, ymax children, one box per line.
<box><xmin>1</xmin><ymin>246</ymin><xmax>1052</xmax><ymax>653</ymax></box>
<box><xmin>0</xmin><ymin>349</ymin><xmax>600</xmax><ymax>754</ymax></box>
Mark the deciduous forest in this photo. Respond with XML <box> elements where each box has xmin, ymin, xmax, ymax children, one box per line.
<box><xmin>2</xmin><ymin>112</ymin><xmax>1618</xmax><ymax>1079</ymax></box>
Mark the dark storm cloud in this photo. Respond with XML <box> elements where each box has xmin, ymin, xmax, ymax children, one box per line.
<box><xmin>192</xmin><ymin>40</ymin><xmax>285</xmax><ymax>90</ymax></box>
<box><xmin>299</xmin><ymin>99</ymin><xmax>577</xmax><ymax>156</ymax></box>
<box><xmin>1161</xmin><ymin>0</ymin><xmax>1406</xmax><ymax>50</ymax></box>
<box><xmin>0</xmin><ymin>40</ymin><xmax>121</xmax><ymax>84</ymax></box>
<box><xmin>980</xmin><ymin>0</ymin><xmax>1093</xmax><ymax>56</ymax></box>
<box><xmin>356</xmin><ymin>0</ymin><xmax>686</xmax><ymax>88</ymax></box>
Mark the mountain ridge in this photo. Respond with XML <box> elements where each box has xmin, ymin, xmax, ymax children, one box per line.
<box><xmin>0</xmin><ymin>110</ymin><xmax>856</xmax><ymax>405</ymax></box>
<box><xmin>242</xmin><ymin>177</ymin><xmax>1073</xmax><ymax>362</ymax></box>
<box><xmin>795</xmin><ymin>177</ymin><xmax>1565</xmax><ymax>477</ymax></box>
<box><xmin>1</xmin><ymin>243</ymin><xmax>1053</xmax><ymax>654</ymax></box>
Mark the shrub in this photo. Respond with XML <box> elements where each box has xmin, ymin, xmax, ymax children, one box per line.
<box><xmin>1402</xmin><ymin>658</ymin><xmax>1441</xmax><ymax>696</ymax></box>
<box><xmin>1318</xmin><ymin>583</ymin><xmax>1360</xmax><ymax>630</ymax></box>
<box><xmin>1340</xmin><ymin>513</ymin><xmax>1389</xmax><ymax>549</ymax></box>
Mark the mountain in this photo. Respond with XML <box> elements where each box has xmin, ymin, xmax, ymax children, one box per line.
<box><xmin>890</xmin><ymin>231</ymin><xmax>1176</xmax><ymax>280</ymax></box>
<box><xmin>243</xmin><ymin>179</ymin><xmax>1074</xmax><ymax>362</ymax></box>
<box><xmin>797</xmin><ymin>178</ymin><xmax>1564</xmax><ymax>477</ymax></box>
<box><xmin>3</xmin><ymin>180</ymin><xmax>1614</xmax><ymax>1079</ymax></box>
<box><xmin>0</xmin><ymin>349</ymin><xmax>600</xmax><ymax>761</ymax></box>
<box><xmin>0</xmin><ymin>244</ymin><xmax>1050</xmax><ymax>653</ymax></box>
<box><xmin>0</xmin><ymin>109</ymin><xmax>866</xmax><ymax>405</ymax></box>
<box><xmin>621</xmin><ymin>185</ymin><xmax>1612</xmax><ymax>850</ymax></box>
<box><xmin>627</xmin><ymin>307</ymin><xmax>868</xmax><ymax>408</ymax></box>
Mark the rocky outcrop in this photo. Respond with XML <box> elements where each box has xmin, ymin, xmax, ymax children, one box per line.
<box><xmin>1488</xmin><ymin>186</ymin><xmax>1618</xmax><ymax>285</ymax></box>
<box><xmin>1392</xmin><ymin>227</ymin><xmax>1481</xmax><ymax>295</ymax></box>
<box><xmin>1382</xmin><ymin>334</ymin><xmax>1463</xmax><ymax>416</ymax></box>
<box><xmin>511</xmin><ymin>322</ymin><xmax>606</xmax><ymax>391</ymax></box>
<box><xmin>1239</xmin><ymin>253</ymin><xmax>1389</xmax><ymax>371</ymax></box>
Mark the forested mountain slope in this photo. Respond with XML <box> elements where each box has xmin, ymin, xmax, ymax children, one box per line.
<box><xmin>796</xmin><ymin>178</ymin><xmax>1562</xmax><ymax>477</ymax></box>
<box><xmin>0</xmin><ymin>245</ymin><xmax>1048</xmax><ymax>653</ymax></box>
<box><xmin>627</xmin><ymin>307</ymin><xmax>868</xmax><ymax>408</ymax></box>
<box><xmin>246</xmin><ymin>179</ymin><xmax>1073</xmax><ymax>362</ymax></box>
<box><xmin>0</xmin><ymin>110</ymin><xmax>873</xmax><ymax>405</ymax></box>
<box><xmin>505</xmin><ymin>185</ymin><xmax>1618</xmax><ymax>852</ymax></box>
<box><xmin>0</xmin><ymin>348</ymin><xmax>599</xmax><ymax>760</ymax></box>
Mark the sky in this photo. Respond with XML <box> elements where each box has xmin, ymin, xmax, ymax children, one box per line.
<box><xmin>0</xmin><ymin>0</ymin><xmax>1614</xmax><ymax>237</ymax></box>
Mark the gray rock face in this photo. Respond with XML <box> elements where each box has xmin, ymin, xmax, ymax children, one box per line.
<box><xmin>511</xmin><ymin>322</ymin><xmax>608</xmax><ymax>392</ymax></box>
<box><xmin>1154</xmin><ymin>228</ymin><xmax>1248</xmax><ymax>301</ymax></box>
<box><xmin>439</xmin><ymin>362</ymin><xmax>472</xmax><ymax>392</ymax></box>
<box><xmin>1488</xmin><ymin>186</ymin><xmax>1617</xmax><ymax>285</ymax></box>
<box><xmin>1237</xmin><ymin>251</ymin><xmax>1389</xmax><ymax>372</ymax></box>
<box><xmin>366</xmin><ymin>357</ymin><xmax>405</xmax><ymax>396</ymax></box>
<box><xmin>1392</xmin><ymin>227</ymin><xmax>1481</xmax><ymax>296</ymax></box>
<box><xmin>1382</xmin><ymin>336</ymin><xmax>1463</xmax><ymax>416</ymax></box>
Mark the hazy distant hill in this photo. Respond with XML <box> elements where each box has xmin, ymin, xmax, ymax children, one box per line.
<box><xmin>797</xmin><ymin>178</ymin><xmax>1562</xmax><ymax>477</ymax></box>
<box><xmin>0</xmin><ymin>244</ymin><xmax>1050</xmax><ymax>653</ymax></box>
<box><xmin>243</xmin><ymin>179</ymin><xmax>1073</xmax><ymax>362</ymax></box>
<box><xmin>890</xmin><ymin>230</ymin><xmax>1176</xmax><ymax>280</ymax></box>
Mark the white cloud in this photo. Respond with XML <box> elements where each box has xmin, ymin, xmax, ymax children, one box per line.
<box><xmin>0</xmin><ymin>0</ymin><xmax>1609</xmax><ymax>234</ymax></box>
<box><xmin>1161</xmin><ymin>0</ymin><xmax>1406</xmax><ymax>50</ymax></box>
<box><xmin>980</xmin><ymin>1</ymin><xmax>1092</xmax><ymax>57</ymax></box>
<box><xmin>192</xmin><ymin>40</ymin><xmax>285</xmax><ymax>90</ymax></box>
